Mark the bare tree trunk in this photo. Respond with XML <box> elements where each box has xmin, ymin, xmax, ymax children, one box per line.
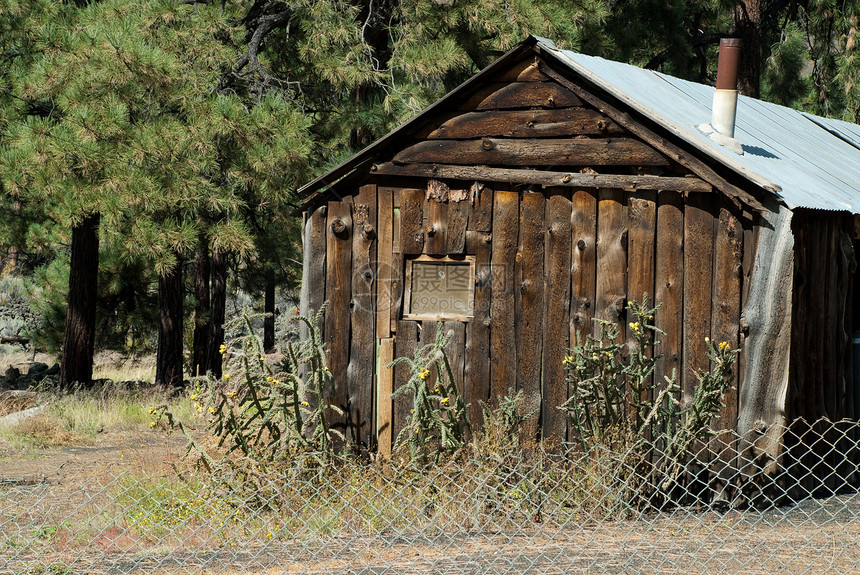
<box><xmin>192</xmin><ymin>236</ymin><xmax>211</xmax><ymax>377</ymax></box>
<box><xmin>156</xmin><ymin>254</ymin><xmax>184</xmax><ymax>389</ymax></box>
<box><xmin>734</xmin><ymin>0</ymin><xmax>762</xmax><ymax>98</ymax></box>
<box><xmin>205</xmin><ymin>249</ymin><xmax>227</xmax><ymax>379</ymax></box>
<box><xmin>60</xmin><ymin>213</ymin><xmax>100</xmax><ymax>389</ymax></box>
<box><xmin>263</xmin><ymin>266</ymin><xmax>276</xmax><ymax>353</ymax></box>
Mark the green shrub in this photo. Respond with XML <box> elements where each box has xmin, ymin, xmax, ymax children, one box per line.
<box><xmin>389</xmin><ymin>324</ymin><xmax>471</xmax><ymax>466</ymax></box>
<box><xmin>560</xmin><ymin>294</ymin><xmax>738</xmax><ymax>494</ymax></box>
<box><xmin>156</xmin><ymin>307</ymin><xmax>343</xmax><ymax>475</ymax></box>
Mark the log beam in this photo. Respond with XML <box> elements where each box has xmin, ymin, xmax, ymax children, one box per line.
<box><xmin>393</xmin><ymin>138</ymin><xmax>668</xmax><ymax>167</ymax></box>
<box><xmin>371</xmin><ymin>162</ymin><xmax>712</xmax><ymax>193</ymax></box>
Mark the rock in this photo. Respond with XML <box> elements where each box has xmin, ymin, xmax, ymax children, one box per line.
<box><xmin>1</xmin><ymin>367</ymin><xmax>20</xmax><ymax>390</ymax></box>
<box><xmin>0</xmin><ymin>405</ymin><xmax>45</xmax><ymax>427</ymax></box>
<box><xmin>28</xmin><ymin>363</ymin><xmax>49</xmax><ymax>376</ymax></box>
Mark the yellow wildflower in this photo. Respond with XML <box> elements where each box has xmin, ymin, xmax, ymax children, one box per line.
<box><xmin>149</xmin><ymin>421</ymin><xmax>156</xmax><ymax>428</ymax></box>
<box><xmin>224</xmin><ymin>373</ymin><xmax>230</xmax><ymax>380</ymax></box>
<box><xmin>440</xmin><ymin>397</ymin><xmax>450</xmax><ymax>406</ymax></box>
<box><xmin>148</xmin><ymin>407</ymin><xmax>155</xmax><ymax>415</ymax></box>
<box><xmin>260</xmin><ymin>356</ymin><xmax>265</xmax><ymax>361</ymax></box>
<box><xmin>418</xmin><ymin>368</ymin><xmax>430</xmax><ymax>381</ymax></box>
<box><xmin>219</xmin><ymin>344</ymin><xmax>227</xmax><ymax>355</ymax></box>
<box><xmin>190</xmin><ymin>393</ymin><xmax>197</xmax><ymax>400</ymax></box>
<box><xmin>209</xmin><ymin>406</ymin><xmax>216</xmax><ymax>414</ymax></box>
<box><xmin>300</xmin><ymin>401</ymin><xmax>309</xmax><ymax>407</ymax></box>
<box><xmin>704</xmin><ymin>337</ymin><xmax>710</xmax><ymax>343</ymax></box>
<box><xmin>227</xmin><ymin>390</ymin><xmax>238</xmax><ymax>398</ymax></box>
<box><xmin>719</xmin><ymin>341</ymin><xmax>730</xmax><ymax>351</ymax></box>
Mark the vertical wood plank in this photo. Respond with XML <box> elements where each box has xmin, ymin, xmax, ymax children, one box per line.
<box><xmin>425</xmin><ymin>196</ymin><xmax>448</xmax><ymax>255</ymax></box>
<box><xmin>378</xmin><ymin>337</ymin><xmax>395</xmax><ymax>457</ymax></box>
<box><xmin>542</xmin><ymin>188</ymin><xmax>572</xmax><ymax>445</ymax></box>
<box><xmin>325</xmin><ymin>201</ymin><xmax>353</xmax><ymax>432</ymax></box>
<box><xmin>516</xmin><ymin>191</ymin><xmax>546</xmax><ymax>443</ymax></box>
<box><xmin>390</xmin><ymin>191</ymin><xmax>405</xmax><ymax>334</ymax></box>
<box><xmin>348</xmin><ymin>185</ymin><xmax>377</xmax><ymax>447</ymax></box>
<box><xmin>393</xmin><ymin>321</ymin><xmax>419</xmax><ymax>448</ymax></box>
<box><xmin>570</xmin><ymin>189</ymin><xmax>598</xmax><ymax>343</ymax></box>
<box><xmin>595</xmin><ymin>188</ymin><xmax>628</xmax><ymax>333</ymax></box>
<box><xmin>654</xmin><ymin>191</ymin><xmax>684</xmax><ymax>399</ymax></box>
<box><xmin>465</xmin><ymin>230</ymin><xmax>492</xmax><ymax>430</ymax></box>
<box><xmin>490</xmin><ymin>191</ymin><xmax>519</xmax><ymax>407</ymax></box>
<box><xmin>737</xmin><ymin>210</ymin><xmax>758</xmax><ymax>420</ymax></box>
<box><xmin>300</xmin><ymin>205</ymin><xmax>327</xmax><ymax>341</ymax></box>
<box><xmin>376</xmin><ymin>188</ymin><xmax>394</xmax><ymax>339</ymax></box>
<box><xmin>468</xmin><ymin>184</ymin><xmax>494</xmax><ymax>232</ymax></box>
<box><xmin>400</xmin><ymin>188</ymin><xmax>424</xmax><ymax>255</ymax></box>
<box><xmin>710</xmin><ymin>202</ymin><xmax>743</xmax><ymax>480</ymax></box>
<box><xmin>444</xmin><ymin>321</ymin><xmax>467</xmax><ymax>402</ymax></box>
<box><xmin>626</xmin><ymin>190</ymin><xmax>657</xmax><ymax>407</ymax></box>
<box><xmin>447</xmin><ymin>198</ymin><xmax>469</xmax><ymax>254</ymax></box>
<box><xmin>682</xmin><ymin>193</ymin><xmax>715</xmax><ymax>412</ymax></box>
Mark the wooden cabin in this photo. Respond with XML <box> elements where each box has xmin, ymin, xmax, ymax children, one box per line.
<box><xmin>297</xmin><ymin>36</ymin><xmax>860</xmax><ymax>466</ymax></box>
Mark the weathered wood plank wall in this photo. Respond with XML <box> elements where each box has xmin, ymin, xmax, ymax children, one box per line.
<box><xmin>302</xmin><ymin>54</ymin><xmax>770</xmax><ymax>453</ymax></box>
<box><xmin>310</xmin><ymin>181</ymin><xmax>757</xmax><ymax>454</ymax></box>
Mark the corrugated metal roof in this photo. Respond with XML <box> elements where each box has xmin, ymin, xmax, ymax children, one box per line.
<box><xmin>535</xmin><ymin>37</ymin><xmax>860</xmax><ymax>212</ymax></box>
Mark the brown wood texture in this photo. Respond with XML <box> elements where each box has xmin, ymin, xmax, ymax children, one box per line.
<box><xmin>377</xmin><ymin>338</ymin><xmax>395</xmax><ymax>457</ymax></box>
<box><xmin>595</xmin><ymin>189</ymin><xmax>628</xmax><ymax>332</ymax></box>
<box><xmin>425</xmin><ymin>195</ymin><xmax>448</xmax><ymax>255</ymax></box>
<box><xmin>682</xmin><ymin>193</ymin><xmax>715</xmax><ymax>410</ymax></box>
<box><xmin>516</xmin><ymin>192</ymin><xmax>546</xmax><ymax>443</ymax></box>
<box><xmin>371</xmin><ymin>163</ymin><xmax>712</xmax><ymax>193</ymax></box>
<box><xmin>444</xmin><ymin>321</ymin><xmax>467</xmax><ymax>401</ymax></box>
<box><xmin>542</xmin><ymin>188</ymin><xmax>573</xmax><ymax>444</ymax></box>
<box><xmin>394</xmin><ymin>138</ymin><xmax>669</xmax><ymax>167</ymax></box>
<box><xmin>490</xmin><ymin>191</ymin><xmax>519</xmax><ymax>406</ymax></box>
<box><xmin>468</xmin><ymin>184</ymin><xmax>494</xmax><ymax>232</ymax></box>
<box><xmin>423</xmin><ymin>109</ymin><xmax>624</xmax><ymax>139</ymax></box>
<box><xmin>325</xmin><ymin>201</ymin><xmax>353</xmax><ymax>432</ymax></box>
<box><xmin>465</xmin><ymin>230</ymin><xmax>492</xmax><ymax>428</ymax></box>
<box><xmin>460</xmin><ymin>81</ymin><xmax>583</xmax><ymax>110</ymax></box>
<box><xmin>393</xmin><ymin>321</ymin><xmax>419</xmax><ymax>446</ymax></box>
<box><xmin>539</xmin><ymin>63</ymin><xmax>767</xmax><ymax>213</ymax></box>
<box><xmin>488</xmin><ymin>58</ymin><xmax>551</xmax><ymax>82</ymax></box>
<box><xmin>300</xmin><ymin>206</ymin><xmax>327</xmax><ymax>341</ymax></box>
<box><xmin>711</xmin><ymin>205</ymin><xmax>743</xmax><ymax>427</ymax></box>
<box><xmin>710</xmin><ymin>203</ymin><xmax>743</xmax><ymax>478</ymax></box>
<box><xmin>376</xmin><ymin>188</ymin><xmax>394</xmax><ymax>339</ymax></box>
<box><xmin>626</xmin><ymin>191</ymin><xmax>657</xmax><ymax>404</ymax></box>
<box><xmin>654</xmin><ymin>191</ymin><xmax>684</xmax><ymax>396</ymax></box>
<box><xmin>446</xmin><ymin>196</ymin><xmax>469</xmax><ymax>254</ymax></box>
<box><xmin>570</xmin><ymin>189</ymin><xmax>598</xmax><ymax>343</ymax></box>
<box><xmin>348</xmin><ymin>185</ymin><xmax>377</xmax><ymax>447</ymax></box>
<box><xmin>399</xmin><ymin>188</ymin><xmax>424</xmax><ymax>255</ymax></box>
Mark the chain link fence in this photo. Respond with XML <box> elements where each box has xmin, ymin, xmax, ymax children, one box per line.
<box><xmin>3</xmin><ymin>418</ymin><xmax>860</xmax><ymax>574</ymax></box>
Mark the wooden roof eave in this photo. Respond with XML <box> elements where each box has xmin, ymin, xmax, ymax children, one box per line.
<box><xmin>296</xmin><ymin>39</ymin><xmax>543</xmax><ymax>211</ymax></box>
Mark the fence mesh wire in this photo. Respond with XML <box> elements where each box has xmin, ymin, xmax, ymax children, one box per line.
<box><xmin>3</xmin><ymin>418</ymin><xmax>860</xmax><ymax>574</ymax></box>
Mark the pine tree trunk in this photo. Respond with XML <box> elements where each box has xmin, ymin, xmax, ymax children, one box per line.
<box><xmin>192</xmin><ymin>237</ymin><xmax>211</xmax><ymax>377</ymax></box>
<box><xmin>263</xmin><ymin>267</ymin><xmax>276</xmax><ymax>354</ymax></box>
<box><xmin>60</xmin><ymin>213</ymin><xmax>100</xmax><ymax>389</ymax></box>
<box><xmin>206</xmin><ymin>249</ymin><xmax>227</xmax><ymax>378</ymax></box>
<box><xmin>734</xmin><ymin>0</ymin><xmax>762</xmax><ymax>98</ymax></box>
<box><xmin>156</xmin><ymin>255</ymin><xmax>184</xmax><ymax>389</ymax></box>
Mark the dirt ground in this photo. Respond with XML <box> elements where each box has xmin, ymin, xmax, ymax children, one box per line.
<box><xmin>2</xmin><ymin>402</ymin><xmax>860</xmax><ymax>574</ymax></box>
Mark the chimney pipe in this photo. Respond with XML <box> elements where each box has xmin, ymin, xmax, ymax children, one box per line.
<box><xmin>699</xmin><ymin>38</ymin><xmax>743</xmax><ymax>155</ymax></box>
<box><xmin>712</xmin><ymin>38</ymin><xmax>742</xmax><ymax>138</ymax></box>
